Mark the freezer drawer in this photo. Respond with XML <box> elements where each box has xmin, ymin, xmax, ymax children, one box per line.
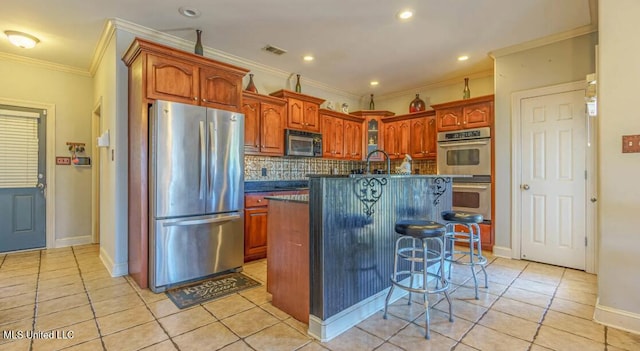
<box><xmin>150</xmin><ymin>212</ymin><xmax>244</xmax><ymax>292</ymax></box>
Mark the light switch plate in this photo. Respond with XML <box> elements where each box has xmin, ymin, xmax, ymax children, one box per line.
<box><xmin>622</xmin><ymin>135</ymin><xmax>640</xmax><ymax>153</ymax></box>
<box><xmin>56</xmin><ymin>156</ymin><xmax>71</xmax><ymax>165</ymax></box>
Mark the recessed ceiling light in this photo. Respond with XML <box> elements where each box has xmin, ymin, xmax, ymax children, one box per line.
<box><xmin>397</xmin><ymin>10</ymin><xmax>414</xmax><ymax>20</ymax></box>
<box><xmin>4</xmin><ymin>30</ymin><xmax>39</xmax><ymax>49</ymax></box>
<box><xmin>179</xmin><ymin>7</ymin><xmax>201</xmax><ymax>18</ymax></box>
<box><xmin>303</xmin><ymin>55</ymin><xmax>314</xmax><ymax>62</ymax></box>
<box><xmin>370</xmin><ymin>81</ymin><xmax>379</xmax><ymax>86</ymax></box>
<box><xmin>458</xmin><ymin>55</ymin><xmax>469</xmax><ymax>61</ymax></box>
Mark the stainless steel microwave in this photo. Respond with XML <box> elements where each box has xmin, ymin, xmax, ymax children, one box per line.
<box><xmin>285</xmin><ymin>129</ymin><xmax>322</xmax><ymax>157</ymax></box>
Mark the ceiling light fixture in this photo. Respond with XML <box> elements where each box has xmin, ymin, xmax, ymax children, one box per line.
<box><xmin>458</xmin><ymin>55</ymin><xmax>469</xmax><ymax>61</ymax></box>
<box><xmin>179</xmin><ymin>6</ymin><xmax>201</xmax><ymax>18</ymax></box>
<box><xmin>4</xmin><ymin>30</ymin><xmax>40</xmax><ymax>49</ymax></box>
<box><xmin>397</xmin><ymin>10</ymin><xmax>414</xmax><ymax>20</ymax></box>
<box><xmin>303</xmin><ymin>55</ymin><xmax>314</xmax><ymax>62</ymax></box>
<box><xmin>370</xmin><ymin>81</ymin><xmax>379</xmax><ymax>86</ymax></box>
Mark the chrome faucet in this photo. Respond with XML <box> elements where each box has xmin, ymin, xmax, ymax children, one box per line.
<box><xmin>366</xmin><ymin>149</ymin><xmax>391</xmax><ymax>175</ymax></box>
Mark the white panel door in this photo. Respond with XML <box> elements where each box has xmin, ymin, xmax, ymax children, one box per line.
<box><xmin>520</xmin><ymin>90</ymin><xmax>586</xmax><ymax>269</ymax></box>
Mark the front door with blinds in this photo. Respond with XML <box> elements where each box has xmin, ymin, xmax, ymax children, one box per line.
<box><xmin>0</xmin><ymin>105</ymin><xmax>46</xmax><ymax>252</ymax></box>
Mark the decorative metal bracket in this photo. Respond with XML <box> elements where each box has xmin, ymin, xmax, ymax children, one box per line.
<box><xmin>431</xmin><ymin>177</ymin><xmax>451</xmax><ymax>206</ymax></box>
<box><xmin>354</xmin><ymin>177</ymin><xmax>388</xmax><ymax>217</ymax></box>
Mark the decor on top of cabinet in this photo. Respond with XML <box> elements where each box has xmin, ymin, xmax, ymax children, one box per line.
<box><xmin>295</xmin><ymin>74</ymin><xmax>302</xmax><ymax>92</ymax></box>
<box><xmin>463</xmin><ymin>77</ymin><xmax>470</xmax><ymax>99</ymax></box>
<box><xmin>369</xmin><ymin>94</ymin><xmax>375</xmax><ymax>110</ymax></box>
<box><xmin>341</xmin><ymin>103</ymin><xmax>349</xmax><ymax>113</ymax></box>
<box><xmin>245</xmin><ymin>73</ymin><xmax>258</xmax><ymax>93</ymax></box>
<box><xmin>409</xmin><ymin>93</ymin><xmax>426</xmax><ymax>112</ymax></box>
<box><xmin>194</xmin><ymin>29</ymin><xmax>203</xmax><ymax>56</ymax></box>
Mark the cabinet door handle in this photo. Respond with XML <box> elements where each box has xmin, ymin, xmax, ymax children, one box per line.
<box><xmin>194</xmin><ymin>97</ymin><xmax>199</xmax><ymax>101</ymax></box>
<box><xmin>202</xmin><ymin>98</ymin><xmax>208</xmax><ymax>102</ymax></box>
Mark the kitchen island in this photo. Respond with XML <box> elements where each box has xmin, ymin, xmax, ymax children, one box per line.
<box><xmin>266</xmin><ymin>174</ymin><xmax>453</xmax><ymax>341</ymax></box>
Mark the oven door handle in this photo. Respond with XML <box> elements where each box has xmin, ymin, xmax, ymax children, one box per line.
<box><xmin>438</xmin><ymin>140</ymin><xmax>489</xmax><ymax>148</ymax></box>
<box><xmin>454</xmin><ymin>184</ymin><xmax>490</xmax><ymax>190</ymax></box>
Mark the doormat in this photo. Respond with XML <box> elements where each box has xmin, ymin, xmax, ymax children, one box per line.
<box><xmin>166</xmin><ymin>272</ymin><xmax>261</xmax><ymax>309</ymax></box>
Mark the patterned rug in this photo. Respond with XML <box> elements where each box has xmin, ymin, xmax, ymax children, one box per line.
<box><xmin>166</xmin><ymin>272</ymin><xmax>261</xmax><ymax>309</ymax></box>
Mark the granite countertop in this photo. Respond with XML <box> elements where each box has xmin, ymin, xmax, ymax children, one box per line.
<box><xmin>306</xmin><ymin>174</ymin><xmax>464</xmax><ymax>179</ymax></box>
<box><xmin>245</xmin><ymin>180</ymin><xmax>309</xmax><ymax>193</ymax></box>
<box><xmin>264</xmin><ymin>194</ymin><xmax>309</xmax><ymax>203</ymax></box>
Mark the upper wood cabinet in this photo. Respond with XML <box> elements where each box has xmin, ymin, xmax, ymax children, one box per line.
<box><xmin>129</xmin><ymin>39</ymin><xmax>248</xmax><ymax>112</ymax></box>
<box><xmin>321</xmin><ymin>113</ymin><xmax>344</xmax><ymax>158</ymax></box>
<box><xmin>383</xmin><ymin>119</ymin><xmax>411</xmax><ymax>160</ymax></box>
<box><xmin>270</xmin><ymin>90</ymin><xmax>325</xmax><ymax>133</ymax></box>
<box><xmin>122</xmin><ymin>38</ymin><xmax>249</xmax><ymax>289</ymax></box>
<box><xmin>431</xmin><ymin>95</ymin><xmax>494</xmax><ymax>132</ymax></box>
<box><xmin>408</xmin><ymin>112</ymin><xmax>437</xmax><ymax>159</ymax></box>
<box><xmin>320</xmin><ymin>109</ymin><xmax>365</xmax><ymax>160</ymax></box>
<box><xmin>242</xmin><ymin>91</ymin><xmax>287</xmax><ymax>156</ymax></box>
<box><xmin>343</xmin><ymin>120</ymin><xmax>363</xmax><ymax>160</ymax></box>
<box><xmin>350</xmin><ymin>111</ymin><xmax>395</xmax><ymax>161</ymax></box>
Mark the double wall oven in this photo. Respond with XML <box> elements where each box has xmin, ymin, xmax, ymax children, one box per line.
<box><xmin>437</xmin><ymin>127</ymin><xmax>491</xmax><ymax>222</ymax></box>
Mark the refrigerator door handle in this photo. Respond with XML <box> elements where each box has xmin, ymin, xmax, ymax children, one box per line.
<box><xmin>162</xmin><ymin>214</ymin><xmax>241</xmax><ymax>227</ymax></box>
<box><xmin>209</xmin><ymin>121</ymin><xmax>215</xmax><ymax>190</ymax></box>
<box><xmin>199</xmin><ymin>121</ymin><xmax>206</xmax><ymax>199</ymax></box>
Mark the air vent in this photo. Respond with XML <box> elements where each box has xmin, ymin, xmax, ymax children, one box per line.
<box><xmin>263</xmin><ymin>45</ymin><xmax>287</xmax><ymax>55</ymax></box>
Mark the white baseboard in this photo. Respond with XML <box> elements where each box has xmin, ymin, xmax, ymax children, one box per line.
<box><xmin>308</xmin><ymin>286</ymin><xmax>408</xmax><ymax>342</ymax></box>
<box><xmin>99</xmin><ymin>246</ymin><xmax>128</xmax><ymax>277</ymax></box>
<box><xmin>492</xmin><ymin>246</ymin><xmax>513</xmax><ymax>259</ymax></box>
<box><xmin>307</xmin><ymin>267</ymin><xmax>444</xmax><ymax>342</ymax></box>
<box><xmin>54</xmin><ymin>235</ymin><xmax>93</xmax><ymax>248</ymax></box>
<box><xmin>594</xmin><ymin>298</ymin><xmax>640</xmax><ymax>334</ymax></box>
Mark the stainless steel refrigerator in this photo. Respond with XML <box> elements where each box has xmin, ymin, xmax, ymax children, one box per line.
<box><xmin>148</xmin><ymin>100</ymin><xmax>244</xmax><ymax>293</ymax></box>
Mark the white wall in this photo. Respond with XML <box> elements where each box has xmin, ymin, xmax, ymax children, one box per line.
<box><xmin>0</xmin><ymin>57</ymin><xmax>94</xmax><ymax>247</ymax></box>
<box><xmin>492</xmin><ymin>33</ymin><xmax>597</xmax><ymax>250</ymax></box>
<box><xmin>595</xmin><ymin>0</ymin><xmax>640</xmax><ymax>332</ymax></box>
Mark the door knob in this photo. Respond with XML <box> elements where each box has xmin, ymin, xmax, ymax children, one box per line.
<box><xmin>521</xmin><ymin>184</ymin><xmax>530</xmax><ymax>190</ymax></box>
<box><xmin>37</xmin><ymin>183</ymin><xmax>45</xmax><ymax>189</ymax></box>
<box><xmin>591</xmin><ymin>197</ymin><xmax>597</xmax><ymax>203</ymax></box>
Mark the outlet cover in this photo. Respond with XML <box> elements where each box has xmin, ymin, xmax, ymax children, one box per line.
<box><xmin>56</xmin><ymin>156</ymin><xmax>71</xmax><ymax>165</ymax></box>
<box><xmin>261</xmin><ymin>168</ymin><xmax>267</xmax><ymax>176</ymax></box>
<box><xmin>622</xmin><ymin>135</ymin><xmax>640</xmax><ymax>153</ymax></box>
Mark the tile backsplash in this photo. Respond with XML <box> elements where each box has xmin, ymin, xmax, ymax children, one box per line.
<box><xmin>245</xmin><ymin>156</ymin><xmax>436</xmax><ymax>181</ymax></box>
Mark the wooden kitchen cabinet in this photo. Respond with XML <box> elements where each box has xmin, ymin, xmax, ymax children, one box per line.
<box><xmin>343</xmin><ymin>119</ymin><xmax>363</xmax><ymax>160</ymax></box>
<box><xmin>408</xmin><ymin>112</ymin><xmax>437</xmax><ymax>159</ymax></box>
<box><xmin>432</xmin><ymin>95</ymin><xmax>494</xmax><ymax>131</ymax></box>
<box><xmin>453</xmin><ymin>222</ymin><xmax>493</xmax><ymax>252</ymax></box>
<box><xmin>144</xmin><ymin>48</ymin><xmax>246</xmax><ymax>112</ymax></box>
<box><xmin>350</xmin><ymin>111</ymin><xmax>395</xmax><ymax>161</ymax></box>
<box><xmin>123</xmin><ymin>38</ymin><xmax>249</xmax><ymax>288</ymax></box>
<box><xmin>244</xmin><ymin>190</ymin><xmax>308</xmax><ymax>262</ymax></box>
<box><xmin>270</xmin><ymin>90</ymin><xmax>325</xmax><ymax>133</ymax></box>
<box><xmin>383</xmin><ymin>119</ymin><xmax>411</xmax><ymax>159</ymax></box>
<box><xmin>242</xmin><ymin>91</ymin><xmax>286</xmax><ymax>156</ymax></box>
<box><xmin>321</xmin><ymin>113</ymin><xmax>344</xmax><ymax>158</ymax></box>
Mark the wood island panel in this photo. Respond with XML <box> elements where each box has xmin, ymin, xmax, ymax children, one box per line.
<box><xmin>266</xmin><ymin>199</ymin><xmax>309</xmax><ymax>323</ymax></box>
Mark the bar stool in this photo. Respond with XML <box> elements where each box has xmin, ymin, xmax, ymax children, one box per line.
<box><xmin>383</xmin><ymin>219</ymin><xmax>453</xmax><ymax>339</ymax></box>
<box><xmin>441</xmin><ymin>210</ymin><xmax>488</xmax><ymax>299</ymax></box>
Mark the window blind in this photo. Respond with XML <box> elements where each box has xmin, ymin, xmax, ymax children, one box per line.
<box><xmin>0</xmin><ymin>109</ymin><xmax>40</xmax><ymax>188</ymax></box>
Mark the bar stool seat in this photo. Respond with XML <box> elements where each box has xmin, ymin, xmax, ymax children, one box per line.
<box><xmin>442</xmin><ymin>210</ymin><xmax>488</xmax><ymax>299</ymax></box>
<box><xmin>383</xmin><ymin>219</ymin><xmax>453</xmax><ymax>339</ymax></box>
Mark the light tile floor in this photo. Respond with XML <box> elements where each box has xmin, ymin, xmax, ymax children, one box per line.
<box><xmin>1</xmin><ymin>244</ymin><xmax>639</xmax><ymax>350</ymax></box>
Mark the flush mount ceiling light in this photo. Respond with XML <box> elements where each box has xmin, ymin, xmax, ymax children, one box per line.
<box><xmin>397</xmin><ymin>10</ymin><xmax>414</xmax><ymax>20</ymax></box>
<box><xmin>303</xmin><ymin>55</ymin><xmax>314</xmax><ymax>62</ymax></box>
<box><xmin>179</xmin><ymin>6</ymin><xmax>201</xmax><ymax>18</ymax></box>
<box><xmin>4</xmin><ymin>30</ymin><xmax>40</xmax><ymax>49</ymax></box>
<box><xmin>370</xmin><ymin>81</ymin><xmax>379</xmax><ymax>86</ymax></box>
<box><xmin>458</xmin><ymin>55</ymin><xmax>469</xmax><ymax>61</ymax></box>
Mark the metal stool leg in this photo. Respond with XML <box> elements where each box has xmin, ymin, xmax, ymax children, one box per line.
<box><xmin>473</xmin><ymin>223</ymin><xmax>489</xmax><ymax>289</ymax></box>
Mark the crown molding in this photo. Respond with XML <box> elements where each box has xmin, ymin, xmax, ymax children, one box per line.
<box><xmin>0</xmin><ymin>52</ymin><xmax>90</xmax><ymax>77</ymax></box>
<box><xmin>489</xmin><ymin>24</ymin><xmax>597</xmax><ymax>59</ymax></box>
<box><xmin>88</xmin><ymin>19</ymin><xmax>117</xmax><ymax>75</ymax></box>
<box><xmin>377</xmin><ymin>69</ymin><xmax>495</xmax><ymax>101</ymax></box>
<box><xmin>103</xmin><ymin>18</ymin><xmax>359</xmax><ymax>100</ymax></box>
